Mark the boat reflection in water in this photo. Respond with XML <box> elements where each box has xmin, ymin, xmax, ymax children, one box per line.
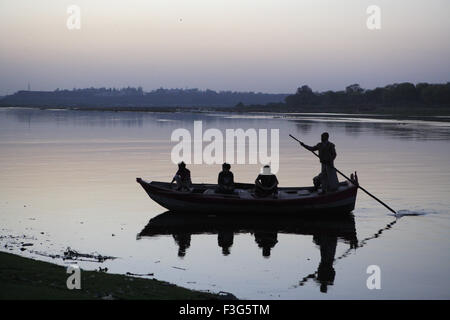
<box><xmin>137</xmin><ymin>211</ymin><xmax>359</xmax><ymax>293</ymax></box>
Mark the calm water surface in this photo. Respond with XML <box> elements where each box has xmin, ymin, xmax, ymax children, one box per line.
<box><xmin>0</xmin><ymin>108</ymin><xmax>449</xmax><ymax>299</ymax></box>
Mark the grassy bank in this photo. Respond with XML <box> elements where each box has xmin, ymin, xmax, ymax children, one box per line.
<box><xmin>0</xmin><ymin>251</ymin><xmax>221</xmax><ymax>300</ymax></box>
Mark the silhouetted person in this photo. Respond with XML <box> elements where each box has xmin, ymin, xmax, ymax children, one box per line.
<box><xmin>170</xmin><ymin>161</ymin><xmax>192</xmax><ymax>191</ymax></box>
<box><xmin>300</xmin><ymin>132</ymin><xmax>339</xmax><ymax>193</ymax></box>
<box><xmin>216</xmin><ymin>163</ymin><xmax>234</xmax><ymax>194</ymax></box>
<box><xmin>254</xmin><ymin>232</ymin><xmax>278</xmax><ymax>258</ymax></box>
<box><xmin>255</xmin><ymin>165</ymin><xmax>279</xmax><ymax>198</ymax></box>
<box><xmin>218</xmin><ymin>230</ymin><xmax>234</xmax><ymax>255</ymax></box>
<box><xmin>173</xmin><ymin>233</ymin><xmax>191</xmax><ymax>258</ymax></box>
<box><xmin>313</xmin><ymin>234</ymin><xmax>337</xmax><ymax>293</ymax></box>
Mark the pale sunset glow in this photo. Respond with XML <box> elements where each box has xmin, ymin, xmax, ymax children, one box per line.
<box><xmin>0</xmin><ymin>0</ymin><xmax>449</xmax><ymax>94</ymax></box>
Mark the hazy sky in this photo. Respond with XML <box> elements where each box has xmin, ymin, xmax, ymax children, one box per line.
<box><xmin>0</xmin><ymin>0</ymin><xmax>449</xmax><ymax>94</ymax></box>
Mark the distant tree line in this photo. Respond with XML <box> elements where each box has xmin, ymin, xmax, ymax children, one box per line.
<box><xmin>2</xmin><ymin>83</ymin><xmax>449</xmax><ymax>110</ymax></box>
<box><xmin>0</xmin><ymin>87</ymin><xmax>288</xmax><ymax>108</ymax></box>
<box><xmin>284</xmin><ymin>82</ymin><xmax>450</xmax><ymax>107</ymax></box>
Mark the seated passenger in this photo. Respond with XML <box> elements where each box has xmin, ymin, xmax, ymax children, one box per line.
<box><xmin>170</xmin><ymin>161</ymin><xmax>192</xmax><ymax>191</ymax></box>
<box><xmin>255</xmin><ymin>165</ymin><xmax>279</xmax><ymax>198</ymax></box>
<box><xmin>216</xmin><ymin>163</ymin><xmax>234</xmax><ymax>194</ymax></box>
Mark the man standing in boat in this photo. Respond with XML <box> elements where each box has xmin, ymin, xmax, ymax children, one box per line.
<box><xmin>170</xmin><ymin>161</ymin><xmax>192</xmax><ymax>191</ymax></box>
<box><xmin>300</xmin><ymin>132</ymin><xmax>339</xmax><ymax>193</ymax></box>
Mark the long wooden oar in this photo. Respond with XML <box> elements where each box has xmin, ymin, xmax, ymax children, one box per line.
<box><xmin>289</xmin><ymin>134</ymin><xmax>397</xmax><ymax>215</ymax></box>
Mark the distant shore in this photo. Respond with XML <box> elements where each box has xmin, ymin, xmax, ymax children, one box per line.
<box><xmin>0</xmin><ymin>251</ymin><xmax>223</xmax><ymax>300</ymax></box>
<box><xmin>2</xmin><ymin>82</ymin><xmax>449</xmax><ymax>118</ymax></box>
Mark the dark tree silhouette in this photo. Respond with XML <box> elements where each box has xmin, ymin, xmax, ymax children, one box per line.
<box><xmin>284</xmin><ymin>82</ymin><xmax>450</xmax><ymax>108</ymax></box>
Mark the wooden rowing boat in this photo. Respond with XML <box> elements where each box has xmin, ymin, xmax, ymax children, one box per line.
<box><xmin>136</xmin><ymin>177</ymin><xmax>358</xmax><ymax>214</ymax></box>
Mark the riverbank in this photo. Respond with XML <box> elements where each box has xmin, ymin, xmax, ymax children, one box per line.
<box><xmin>0</xmin><ymin>251</ymin><xmax>222</xmax><ymax>300</ymax></box>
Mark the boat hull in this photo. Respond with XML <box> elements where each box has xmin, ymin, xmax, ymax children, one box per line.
<box><xmin>136</xmin><ymin>178</ymin><xmax>358</xmax><ymax>215</ymax></box>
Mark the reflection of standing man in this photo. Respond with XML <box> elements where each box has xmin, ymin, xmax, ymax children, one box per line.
<box><xmin>313</xmin><ymin>234</ymin><xmax>337</xmax><ymax>293</ymax></box>
<box><xmin>301</xmin><ymin>132</ymin><xmax>339</xmax><ymax>193</ymax></box>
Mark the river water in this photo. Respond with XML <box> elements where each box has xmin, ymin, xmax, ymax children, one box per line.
<box><xmin>0</xmin><ymin>108</ymin><xmax>449</xmax><ymax>299</ymax></box>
